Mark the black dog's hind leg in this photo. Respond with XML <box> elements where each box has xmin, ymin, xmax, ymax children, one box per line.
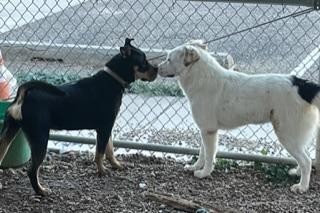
<box><xmin>0</xmin><ymin>114</ymin><xmax>20</xmax><ymax>165</ymax></box>
<box><xmin>95</xmin><ymin>128</ymin><xmax>112</xmax><ymax>176</ymax></box>
<box><xmin>23</xmin><ymin>125</ymin><xmax>50</xmax><ymax>196</ymax></box>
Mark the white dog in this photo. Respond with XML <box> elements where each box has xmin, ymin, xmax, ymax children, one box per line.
<box><xmin>158</xmin><ymin>40</ymin><xmax>320</xmax><ymax>193</ymax></box>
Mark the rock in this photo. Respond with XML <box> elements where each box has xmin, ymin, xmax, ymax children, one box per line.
<box><xmin>150</xmin><ymin>171</ymin><xmax>156</xmax><ymax>177</ymax></box>
<box><xmin>113</xmin><ymin>194</ymin><xmax>123</xmax><ymax>202</ymax></box>
<box><xmin>139</xmin><ymin>183</ymin><xmax>147</xmax><ymax>189</ymax></box>
<box><xmin>46</xmin><ymin>153</ymin><xmax>53</xmax><ymax>162</ymax></box>
<box><xmin>159</xmin><ymin>204</ymin><xmax>166</xmax><ymax>209</ymax></box>
<box><xmin>43</xmin><ymin>165</ymin><xmax>55</xmax><ymax>171</ymax></box>
<box><xmin>195</xmin><ymin>208</ymin><xmax>209</xmax><ymax>213</ymax></box>
<box><xmin>31</xmin><ymin>197</ymin><xmax>41</xmax><ymax>202</ymax></box>
<box><xmin>8</xmin><ymin>168</ymin><xmax>16</xmax><ymax>175</ymax></box>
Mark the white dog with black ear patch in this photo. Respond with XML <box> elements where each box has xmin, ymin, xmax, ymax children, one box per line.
<box><xmin>158</xmin><ymin>40</ymin><xmax>320</xmax><ymax>193</ymax></box>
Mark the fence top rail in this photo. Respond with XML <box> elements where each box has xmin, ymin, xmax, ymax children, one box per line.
<box><xmin>182</xmin><ymin>0</ymin><xmax>320</xmax><ymax>8</ymax></box>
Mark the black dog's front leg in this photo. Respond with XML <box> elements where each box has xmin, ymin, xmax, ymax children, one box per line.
<box><xmin>95</xmin><ymin>128</ymin><xmax>112</xmax><ymax>176</ymax></box>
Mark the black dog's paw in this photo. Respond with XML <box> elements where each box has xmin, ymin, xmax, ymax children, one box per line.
<box><xmin>37</xmin><ymin>187</ymin><xmax>52</xmax><ymax>196</ymax></box>
<box><xmin>97</xmin><ymin>168</ymin><xmax>111</xmax><ymax>177</ymax></box>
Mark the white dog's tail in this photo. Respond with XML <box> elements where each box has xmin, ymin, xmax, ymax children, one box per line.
<box><xmin>291</xmin><ymin>76</ymin><xmax>320</xmax><ymax>108</ymax></box>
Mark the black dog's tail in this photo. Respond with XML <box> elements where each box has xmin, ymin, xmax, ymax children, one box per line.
<box><xmin>14</xmin><ymin>80</ymin><xmax>65</xmax><ymax>101</ymax></box>
<box><xmin>7</xmin><ymin>81</ymin><xmax>65</xmax><ymax>121</ymax></box>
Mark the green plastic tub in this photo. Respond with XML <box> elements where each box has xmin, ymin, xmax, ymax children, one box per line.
<box><xmin>0</xmin><ymin>101</ymin><xmax>30</xmax><ymax>168</ymax></box>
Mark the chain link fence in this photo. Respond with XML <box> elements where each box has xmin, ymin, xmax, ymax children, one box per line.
<box><xmin>1</xmin><ymin>0</ymin><xmax>320</xmax><ymax>164</ymax></box>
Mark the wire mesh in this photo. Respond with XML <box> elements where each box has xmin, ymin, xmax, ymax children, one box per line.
<box><xmin>0</xmin><ymin>0</ymin><xmax>320</xmax><ymax>161</ymax></box>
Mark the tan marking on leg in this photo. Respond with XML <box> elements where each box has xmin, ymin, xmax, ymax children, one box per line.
<box><xmin>105</xmin><ymin>136</ymin><xmax>123</xmax><ymax>170</ymax></box>
<box><xmin>95</xmin><ymin>146</ymin><xmax>109</xmax><ymax>176</ymax></box>
<box><xmin>7</xmin><ymin>103</ymin><xmax>22</xmax><ymax>120</ymax></box>
<box><xmin>35</xmin><ymin>168</ymin><xmax>51</xmax><ymax>196</ymax></box>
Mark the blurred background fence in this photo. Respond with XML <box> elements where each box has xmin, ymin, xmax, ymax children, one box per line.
<box><xmin>1</xmin><ymin>0</ymin><xmax>320</xmax><ymax>166</ymax></box>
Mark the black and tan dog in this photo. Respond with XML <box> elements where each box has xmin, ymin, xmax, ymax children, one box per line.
<box><xmin>0</xmin><ymin>38</ymin><xmax>158</xmax><ymax>196</ymax></box>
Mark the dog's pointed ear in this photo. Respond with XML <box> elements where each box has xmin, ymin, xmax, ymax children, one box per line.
<box><xmin>196</xmin><ymin>42</ymin><xmax>208</xmax><ymax>50</ymax></box>
<box><xmin>124</xmin><ymin>38</ymin><xmax>134</xmax><ymax>46</ymax></box>
<box><xmin>183</xmin><ymin>45</ymin><xmax>200</xmax><ymax>66</ymax></box>
<box><xmin>186</xmin><ymin>39</ymin><xmax>208</xmax><ymax>50</ymax></box>
<box><xmin>120</xmin><ymin>38</ymin><xmax>134</xmax><ymax>58</ymax></box>
<box><xmin>120</xmin><ymin>46</ymin><xmax>132</xmax><ymax>58</ymax></box>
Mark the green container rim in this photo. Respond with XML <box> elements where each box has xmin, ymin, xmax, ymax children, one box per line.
<box><xmin>0</xmin><ymin>100</ymin><xmax>31</xmax><ymax>168</ymax></box>
<box><xmin>0</xmin><ymin>101</ymin><xmax>11</xmax><ymax>120</ymax></box>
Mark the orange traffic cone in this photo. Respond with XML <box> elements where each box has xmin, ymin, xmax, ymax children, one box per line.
<box><xmin>0</xmin><ymin>50</ymin><xmax>10</xmax><ymax>99</ymax></box>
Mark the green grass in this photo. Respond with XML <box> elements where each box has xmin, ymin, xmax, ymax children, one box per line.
<box><xmin>190</xmin><ymin>156</ymin><xmax>297</xmax><ymax>184</ymax></box>
<box><xmin>128</xmin><ymin>80</ymin><xmax>183</xmax><ymax>97</ymax></box>
<box><xmin>16</xmin><ymin>72</ymin><xmax>81</xmax><ymax>86</ymax></box>
<box><xmin>16</xmin><ymin>71</ymin><xmax>184</xmax><ymax>97</ymax></box>
<box><xmin>190</xmin><ymin>156</ymin><xmax>239</xmax><ymax>171</ymax></box>
<box><xmin>253</xmin><ymin>162</ymin><xmax>298</xmax><ymax>184</ymax></box>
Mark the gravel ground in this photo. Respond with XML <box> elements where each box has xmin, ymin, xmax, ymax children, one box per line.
<box><xmin>1</xmin><ymin>151</ymin><xmax>320</xmax><ymax>213</ymax></box>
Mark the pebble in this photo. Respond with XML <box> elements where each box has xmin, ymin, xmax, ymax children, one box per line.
<box><xmin>139</xmin><ymin>183</ymin><xmax>147</xmax><ymax>189</ymax></box>
<box><xmin>159</xmin><ymin>204</ymin><xmax>166</xmax><ymax>209</ymax></box>
<box><xmin>113</xmin><ymin>194</ymin><xmax>123</xmax><ymax>202</ymax></box>
<box><xmin>8</xmin><ymin>168</ymin><xmax>16</xmax><ymax>175</ymax></box>
<box><xmin>31</xmin><ymin>197</ymin><xmax>41</xmax><ymax>202</ymax></box>
<box><xmin>195</xmin><ymin>208</ymin><xmax>209</xmax><ymax>213</ymax></box>
<box><xmin>0</xmin><ymin>182</ymin><xmax>2</xmax><ymax>190</ymax></box>
<box><xmin>150</xmin><ymin>171</ymin><xmax>156</xmax><ymax>177</ymax></box>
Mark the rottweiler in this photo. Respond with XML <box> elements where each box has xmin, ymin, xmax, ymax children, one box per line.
<box><xmin>0</xmin><ymin>38</ymin><xmax>158</xmax><ymax>196</ymax></box>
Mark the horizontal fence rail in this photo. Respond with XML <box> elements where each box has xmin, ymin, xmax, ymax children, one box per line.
<box><xmin>49</xmin><ymin>134</ymin><xmax>300</xmax><ymax>165</ymax></box>
<box><xmin>185</xmin><ymin>0</ymin><xmax>320</xmax><ymax>8</ymax></box>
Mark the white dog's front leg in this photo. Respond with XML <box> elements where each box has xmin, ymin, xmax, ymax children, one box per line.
<box><xmin>185</xmin><ymin>143</ymin><xmax>205</xmax><ymax>171</ymax></box>
<box><xmin>194</xmin><ymin>130</ymin><xmax>218</xmax><ymax>178</ymax></box>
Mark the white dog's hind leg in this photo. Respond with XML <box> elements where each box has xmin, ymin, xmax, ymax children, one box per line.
<box><xmin>288</xmin><ymin>149</ymin><xmax>312</xmax><ymax>193</ymax></box>
<box><xmin>277</xmin><ymin>134</ymin><xmax>312</xmax><ymax>193</ymax></box>
<box><xmin>194</xmin><ymin>130</ymin><xmax>218</xmax><ymax>178</ymax></box>
<box><xmin>185</xmin><ymin>143</ymin><xmax>205</xmax><ymax>171</ymax></box>
<box><xmin>271</xmin><ymin>107</ymin><xmax>317</xmax><ymax>193</ymax></box>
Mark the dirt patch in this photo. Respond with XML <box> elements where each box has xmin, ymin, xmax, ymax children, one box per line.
<box><xmin>0</xmin><ymin>151</ymin><xmax>320</xmax><ymax>213</ymax></box>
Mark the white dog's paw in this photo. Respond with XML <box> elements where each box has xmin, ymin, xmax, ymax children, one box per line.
<box><xmin>184</xmin><ymin>164</ymin><xmax>202</xmax><ymax>172</ymax></box>
<box><xmin>194</xmin><ymin>170</ymin><xmax>211</xmax><ymax>179</ymax></box>
<box><xmin>290</xmin><ymin>184</ymin><xmax>308</xmax><ymax>193</ymax></box>
<box><xmin>184</xmin><ymin>164</ymin><xmax>196</xmax><ymax>171</ymax></box>
<box><xmin>288</xmin><ymin>168</ymin><xmax>301</xmax><ymax>176</ymax></box>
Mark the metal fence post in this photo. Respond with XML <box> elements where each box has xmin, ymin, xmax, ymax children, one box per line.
<box><xmin>316</xmin><ymin>134</ymin><xmax>320</xmax><ymax>172</ymax></box>
<box><xmin>316</xmin><ymin>57</ymin><xmax>320</xmax><ymax>172</ymax></box>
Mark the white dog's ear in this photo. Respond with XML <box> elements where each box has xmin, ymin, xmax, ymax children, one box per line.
<box><xmin>186</xmin><ymin>40</ymin><xmax>208</xmax><ymax>50</ymax></box>
<box><xmin>183</xmin><ymin>45</ymin><xmax>200</xmax><ymax>66</ymax></box>
<box><xmin>196</xmin><ymin>42</ymin><xmax>208</xmax><ymax>50</ymax></box>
